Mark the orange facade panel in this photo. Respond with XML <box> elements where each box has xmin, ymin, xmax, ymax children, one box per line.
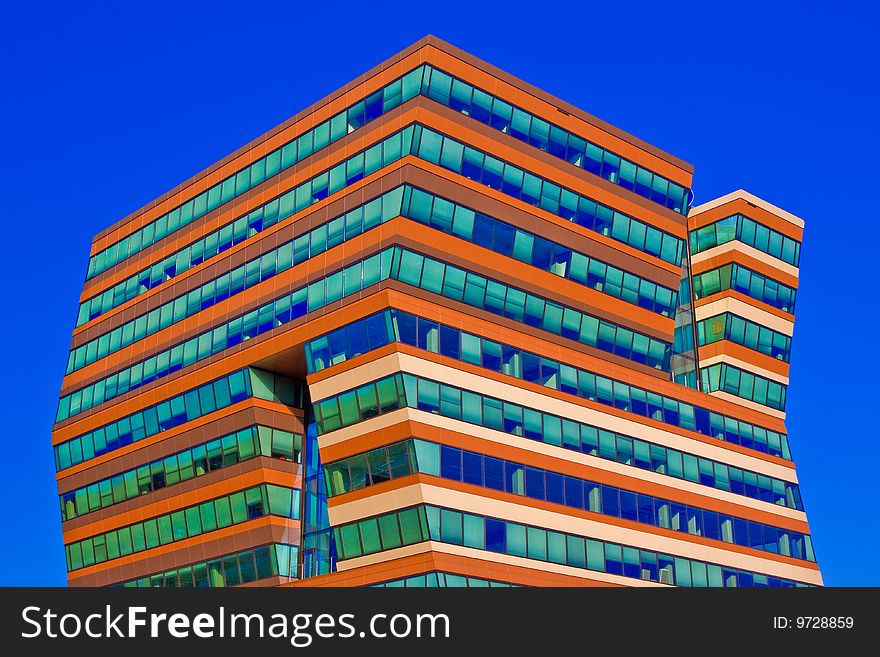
<box><xmin>690</xmin><ymin>249</ymin><xmax>799</xmax><ymax>289</ymax></box>
<box><xmin>694</xmin><ymin>290</ymin><xmax>795</xmax><ymax>322</ymax></box>
<box><xmin>63</xmin><ymin>465</ymin><xmax>300</xmax><ymax>544</ymax></box>
<box><xmin>698</xmin><ymin>341</ymin><xmax>790</xmax><ymax>379</ymax></box>
<box><xmin>67</xmin><ymin>515</ymin><xmax>299</xmax><ymax>584</ymax></box>
<box><xmin>288</xmin><ymin>551</ymin><xmax>626</xmax><ymax>587</ymax></box>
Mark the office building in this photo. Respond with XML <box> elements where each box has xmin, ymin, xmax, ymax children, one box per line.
<box><xmin>53</xmin><ymin>36</ymin><xmax>819</xmax><ymax>588</ymax></box>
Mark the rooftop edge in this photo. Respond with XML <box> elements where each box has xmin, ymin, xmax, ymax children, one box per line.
<box><xmin>688</xmin><ymin>189</ymin><xmax>805</xmax><ymax>229</ymax></box>
<box><xmin>92</xmin><ymin>34</ymin><xmax>695</xmax><ymax>245</ymax></box>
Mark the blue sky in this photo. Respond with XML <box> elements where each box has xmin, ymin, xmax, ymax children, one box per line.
<box><xmin>0</xmin><ymin>1</ymin><xmax>876</xmax><ymax>586</ymax></box>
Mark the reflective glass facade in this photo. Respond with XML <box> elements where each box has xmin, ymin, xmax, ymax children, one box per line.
<box><xmin>372</xmin><ymin>572</ymin><xmax>516</xmax><ymax>587</ymax></box>
<box><xmin>308</xmin><ymin>312</ymin><xmax>791</xmax><ymax>459</ymax></box>
<box><xmin>410</xmin><ymin>124</ymin><xmax>685</xmax><ymax>265</ymax></box>
<box><xmin>701</xmin><ymin>363</ymin><xmax>787</xmax><ymax>411</ymax></box>
<box><xmin>65</xmin><ymin>484</ymin><xmax>301</xmax><ymax>572</ymax></box>
<box><xmin>59</xmin><ymin>244</ymin><xmax>674</xmax><ymax>423</ymax></box>
<box><xmin>697</xmin><ymin>313</ymin><xmax>792</xmax><ymax>362</ymax></box>
<box><xmin>334</xmin><ymin>505</ymin><xmax>811</xmax><ymax>588</ymax></box>
<box><xmin>324</xmin><ymin>438</ymin><xmax>813</xmax><ymax>560</ymax></box>
<box><xmin>86</xmin><ymin>70</ymin><xmax>426</xmax><ymax>279</ymax></box>
<box><xmin>60</xmin><ymin>425</ymin><xmax>302</xmax><ymax>520</ymax></box>
<box><xmin>54</xmin><ymin>368</ymin><xmax>303</xmax><ymax>470</ymax></box>
<box><xmin>87</xmin><ymin>63</ymin><xmax>688</xmax><ymax>283</ymax></box>
<box><xmin>323</xmin><ymin>426</ymin><xmax>802</xmax><ymax>510</ymax></box>
<box><xmin>119</xmin><ymin>544</ymin><xmax>299</xmax><ymax>588</ymax></box>
<box><xmin>693</xmin><ymin>263</ymin><xmax>796</xmax><ymax>313</ymax></box>
<box><xmin>70</xmin><ymin>182</ymin><xmax>675</xmax><ymax>376</ymax></box>
<box><xmin>419</xmin><ymin>67</ymin><xmax>690</xmax><ymax>213</ymax></box>
<box><xmin>690</xmin><ymin>213</ymin><xmax>800</xmax><ymax>266</ymax></box>
<box><xmin>54</xmin><ymin>38</ymin><xmax>818</xmax><ymax>589</ymax></box>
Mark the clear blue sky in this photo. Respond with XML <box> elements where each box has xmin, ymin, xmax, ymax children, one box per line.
<box><xmin>1</xmin><ymin>1</ymin><xmax>875</xmax><ymax>586</ymax></box>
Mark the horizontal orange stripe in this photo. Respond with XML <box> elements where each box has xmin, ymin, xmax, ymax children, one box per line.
<box><xmin>323</xmin><ymin>429</ymin><xmax>806</xmax><ymax>533</ymax></box>
<box><xmin>698</xmin><ymin>341</ymin><xmax>790</xmax><ymax>379</ymax></box>
<box><xmin>288</xmin><ymin>550</ymin><xmax>624</xmax><ymax>587</ymax></box>
<box><xmin>692</xmin><ymin>249</ymin><xmax>799</xmax><ymax>289</ymax></box>
<box><xmin>695</xmin><ymin>290</ymin><xmax>794</xmax><ymax>321</ymax></box>
<box><xmin>53</xmin><ymin>396</ymin><xmax>295</xmax><ymax>453</ymax></box>
<box><xmin>689</xmin><ymin>197</ymin><xmax>803</xmax><ymax>241</ymax></box>
<box><xmin>56</xmin><ymin>406</ymin><xmax>303</xmax><ymax>490</ymax></box>
<box><xmin>66</xmin><ymin>515</ymin><xmax>298</xmax><ymax>583</ymax></box>
<box><xmin>63</xmin><ymin>466</ymin><xmax>300</xmax><ymax>543</ymax></box>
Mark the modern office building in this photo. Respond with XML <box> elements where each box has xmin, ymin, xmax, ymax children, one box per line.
<box><xmin>53</xmin><ymin>36</ymin><xmax>820</xmax><ymax>588</ymax></box>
